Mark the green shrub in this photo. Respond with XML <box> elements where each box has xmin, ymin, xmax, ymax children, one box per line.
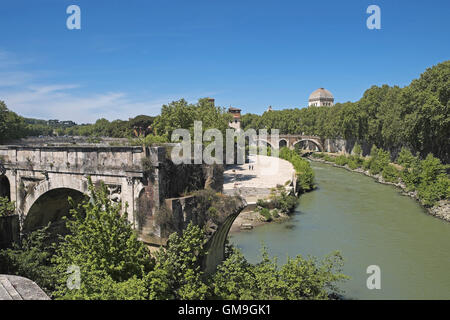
<box><xmin>362</xmin><ymin>159</ymin><xmax>371</xmax><ymax>170</ymax></box>
<box><xmin>259</xmin><ymin>208</ymin><xmax>272</xmax><ymax>221</ymax></box>
<box><xmin>347</xmin><ymin>159</ymin><xmax>359</xmax><ymax>170</ymax></box>
<box><xmin>334</xmin><ymin>155</ymin><xmax>348</xmax><ymax>166</ymax></box>
<box><xmin>256</xmin><ymin>199</ymin><xmax>268</xmax><ymax>208</ymax></box>
<box><xmin>352</xmin><ymin>143</ymin><xmax>362</xmax><ymax>157</ymax></box>
<box><xmin>397</xmin><ymin>147</ymin><xmax>416</xmax><ymax>168</ymax></box>
<box><xmin>276</xmin><ymin>192</ymin><xmax>298</xmax><ymax>214</ymax></box>
<box><xmin>382</xmin><ymin>165</ymin><xmax>400</xmax><ymax>183</ymax></box>
<box><xmin>279</xmin><ymin>147</ymin><xmax>314</xmax><ymax>192</ymax></box>
<box><xmin>0</xmin><ymin>197</ymin><xmax>15</xmax><ymax>217</ymax></box>
<box><xmin>0</xmin><ymin>225</ymin><xmax>56</xmax><ymax>296</ymax></box>
<box><xmin>368</xmin><ymin>146</ymin><xmax>390</xmax><ymax>175</ymax></box>
<box><xmin>212</xmin><ymin>247</ymin><xmax>348</xmax><ymax>300</ymax></box>
<box><xmin>417</xmin><ymin>175</ymin><xmax>450</xmax><ymax>207</ymax></box>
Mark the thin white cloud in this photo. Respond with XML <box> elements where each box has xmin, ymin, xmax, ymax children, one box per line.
<box><xmin>0</xmin><ymin>85</ymin><xmax>167</xmax><ymax>123</ymax></box>
<box><xmin>0</xmin><ymin>71</ymin><xmax>33</xmax><ymax>87</ymax></box>
<box><xmin>0</xmin><ymin>48</ymin><xmax>214</xmax><ymax>123</ymax></box>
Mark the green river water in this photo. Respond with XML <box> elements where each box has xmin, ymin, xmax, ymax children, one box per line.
<box><xmin>229</xmin><ymin>161</ymin><xmax>450</xmax><ymax>299</ymax></box>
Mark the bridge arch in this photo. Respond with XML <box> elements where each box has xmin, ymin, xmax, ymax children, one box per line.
<box><xmin>22</xmin><ymin>178</ymin><xmax>88</xmax><ymax>233</ymax></box>
<box><xmin>278</xmin><ymin>139</ymin><xmax>288</xmax><ymax>149</ymax></box>
<box><xmin>292</xmin><ymin>139</ymin><xmax>323</xmax><ymax>152</ymax></box>
<box><xmin>0</xmin><ymin>175</ymin><xmax>11</xmax><ymax>200</ymax></box>
<box><xmin>255</xmin><ymin>138</ymin><xmax>277</xmax><ymax>150</ymax></box>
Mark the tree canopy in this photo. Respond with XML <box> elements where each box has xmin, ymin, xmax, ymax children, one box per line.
<box><xmin>241</xmin><ymin>61</ymin><xmax>450</xmax><ymax>163</ymax></box>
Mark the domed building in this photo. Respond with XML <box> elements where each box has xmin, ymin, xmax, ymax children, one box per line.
<box><xmin>308</xmin><ymin>88</ymin><xmax>334</xmax><ymax>107</ymax></box>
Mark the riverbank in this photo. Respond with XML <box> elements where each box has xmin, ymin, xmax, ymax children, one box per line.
<box><xmin>308</xmin><ymin>156</ymin><xmax>450</xmax><ymax>222</ymax></box>
<box><xmin>223</xmin><ymin>155</ymin><xmax>297</xmax><ymax>232</ymax></box>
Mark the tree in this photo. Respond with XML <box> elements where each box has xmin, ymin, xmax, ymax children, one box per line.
<box><xmin>148</xmin><ymin>223</ymin><xmax>209</xmax><ymax>300</ymax></box>
<box><xmin>212</xmin><ymin>246</ymin><xmax>348</xmax><ymax>300</ymax></box>
<box><xmin>0</xmin><ymin>197</ymin><xmax>15</xmax><ymax>217</ymax></box>
<box><xmin>0</xmin><ymin>225</ymin><xmax>56</xmax><ymax>296</ymax></box>
<box><xmin>52</xmin><ymin>178</ymin><xmax>153</xmax><ymax>299</ymax></box>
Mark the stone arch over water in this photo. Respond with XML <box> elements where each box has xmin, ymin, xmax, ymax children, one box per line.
<box><xmin>23</xmin><ymin>187</ymin><xmax>86</xmax><ymax>234</ymax></box>
<box><xmin>292</xmin><ymin>139</ymin><xmax>323</xmax><ymax>152</ymax></box>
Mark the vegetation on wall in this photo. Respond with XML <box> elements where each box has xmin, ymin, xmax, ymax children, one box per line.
<box><xmin>155</xmin><ymin>188</ymin><xmax>242</xmax><ymax>237</ymax></box>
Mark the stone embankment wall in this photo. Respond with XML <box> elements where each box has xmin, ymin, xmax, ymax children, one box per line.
<box><xmin>323</xmin><ymin>138</ymin><xmax>373</xmax><ymax>155</ymax></box>
<box><xmin>154</xmin><ymin>193</ymin><xmax>246</xmax><ymax>275</ymax></box>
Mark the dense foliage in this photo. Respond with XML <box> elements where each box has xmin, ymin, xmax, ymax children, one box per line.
<box><xmin>256</xmin><ymin>185</ymin><xmax>298</xmax><ymax>221</ymax></box>
<box><xmin>279</xmin><ymin>147</ymin><xmax>315</xmax><ymax>192</ymax></box>
<box><xmin>51</xmin><ymin>179</ymin><xmax>153</xmax><ymax>299</ymax></box>
<box><xmin>2</xmin><ymin>62</ymin><xmax>448</xmax><ymax>162</ymax></box>
<box><xmin>0</xmin><ymin>225</ymin><xmax>56</xmax><ymax>295</ymax></box>
<box><xmin>312</xmin><ymin>146</ymin><xmax>450</xmax><ymax>207</ymax></box>
<box><xmin>151</xmin><ymin>98</ymin><xmax>232</xmax><ymax>138</ymax></box>
<box><xmin>242</xmin><ymin>61</ymin><xmax>450</xmax><ymax>163</ymax></box>
<box><xmin>0</xmin><ymin>101</ymin><xmax>51</xmax><ymax>143</ymax></box>
<box><xmin>212</xmin><ymin>246</ymin><xmax>347</xmax><ymax>300</ymax></box>
<box><xmin>0</xmin><ymin>196</ymin><xmax>15</xmax><ymax>217</ymax></box>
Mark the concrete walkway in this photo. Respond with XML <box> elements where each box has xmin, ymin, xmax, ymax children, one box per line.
<box><xmin>223</xmin><ymin>155</ymin><xmax>295</xmax><ymax>203</ymax></box>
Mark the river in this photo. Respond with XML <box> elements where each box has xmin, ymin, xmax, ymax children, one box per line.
<box><xmin>229</xmin><ymin>161</ymin><xmax>450</xmax><ymax>299</ymax></box>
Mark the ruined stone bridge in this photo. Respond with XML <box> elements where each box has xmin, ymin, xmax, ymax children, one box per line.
<box><xmin>0</xmin><ymin>144</ymin><xmax>246</xmax><ymax>273</ymax></box>
<box><xmin>0</xmin><ymin>145</ymin><xmax>162</xmax><ymax>234</ymax></box>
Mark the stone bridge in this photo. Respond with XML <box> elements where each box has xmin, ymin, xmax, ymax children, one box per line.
<box><xmin>255</xmin><ymin>134</ymin><xmax>324</xmax><ymax>151</ymax></box>
<box><xmin>0</xmin><ymin>144</ymin><xmax>247</xmax><ymax>273</ymax></box>
<box><xmin>0</xmin><ymin>145</ymin><xmax>163</xmax><ymax>234</ymax></box>
<box><xmin>254</xmin><ymin>134</ymin><xmax>358</xmax><ymax>154</ymax></box>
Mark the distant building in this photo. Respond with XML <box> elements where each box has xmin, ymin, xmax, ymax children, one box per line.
<box><xmin>308</xmin><ymin>88</ymin><xmax>334</xmax><ymax>107</ymax></box>
<box><xmin>228</xmin><ymin>107</ymin><xmax>241</xmax><ymax>130</ymax></box>
<box><xmin>47</xmin><ymin>120</ymin><xmax>76</xmax><ymax>127</ymax></box>
<box><xmin>61</xmin><ymin>121</ymin><xmax>76</xmax><ymax>127</ymax></box>
<box><xmin>47</xmin><ymin>120</ymin><xmax>59</xmax><ymax>126</ymax></box>
<box><xmin>267</xmin><ymin>106</ymin><xmax>273</xmax><ymax>112</ymax></box>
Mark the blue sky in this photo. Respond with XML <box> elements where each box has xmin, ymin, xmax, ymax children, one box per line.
<box><xmin>0</xmin><ymin>0</ymin><xmax>448</xmax><ymax>123</ymax></box>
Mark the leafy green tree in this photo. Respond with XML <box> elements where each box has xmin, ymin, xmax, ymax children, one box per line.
<box><xmin>52</xmin><ymin>179</ymin><xmax>153</xmax><ymax>299</ymax></box>
<box><xmin>0</xmin><ymin>225</ymin><xmax>56</xmax><ymax>296</ymax></box>
<box><xmin>381</xmin><ymin>164</ymin><xmax>400</xmax><ymax>183</ymax></box>
<box><xmin>279</xmin><ymin>147</ymin><xmax>315</xmax><ymax>192</ymax></box>
<box><xmin>416</xmin><ymin>154</ymin><xmax>449</xmax><ymax>206</ymax></box>
<box><xmin>352</xmin><ymin>143</ymin><xmax>362</xmax><ymax>157</ymax></box>
<box><xmin>0</xmin><ymin>196</ymin><xmax>15</xmax><ymax>217</ymax></box>
<box><xmin>152</xmin><ymin>98</ymin><xmax>231</xmax><ymax>139</ymax></box>
<box><xmin>212</xmin><ymin>246</ymin><xmax>348</xmax><ymax>300</ymax></box>
<box><xmin>148</xmin><ymin>223</ymin><xmax>209</xmax><ymax>300</ymax></box>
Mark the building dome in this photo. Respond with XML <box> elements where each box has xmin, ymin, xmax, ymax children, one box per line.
<box><xmin>308</xmin><ymin>88</ymin><xmax>334</xmax><ymax>107</ymax></box>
